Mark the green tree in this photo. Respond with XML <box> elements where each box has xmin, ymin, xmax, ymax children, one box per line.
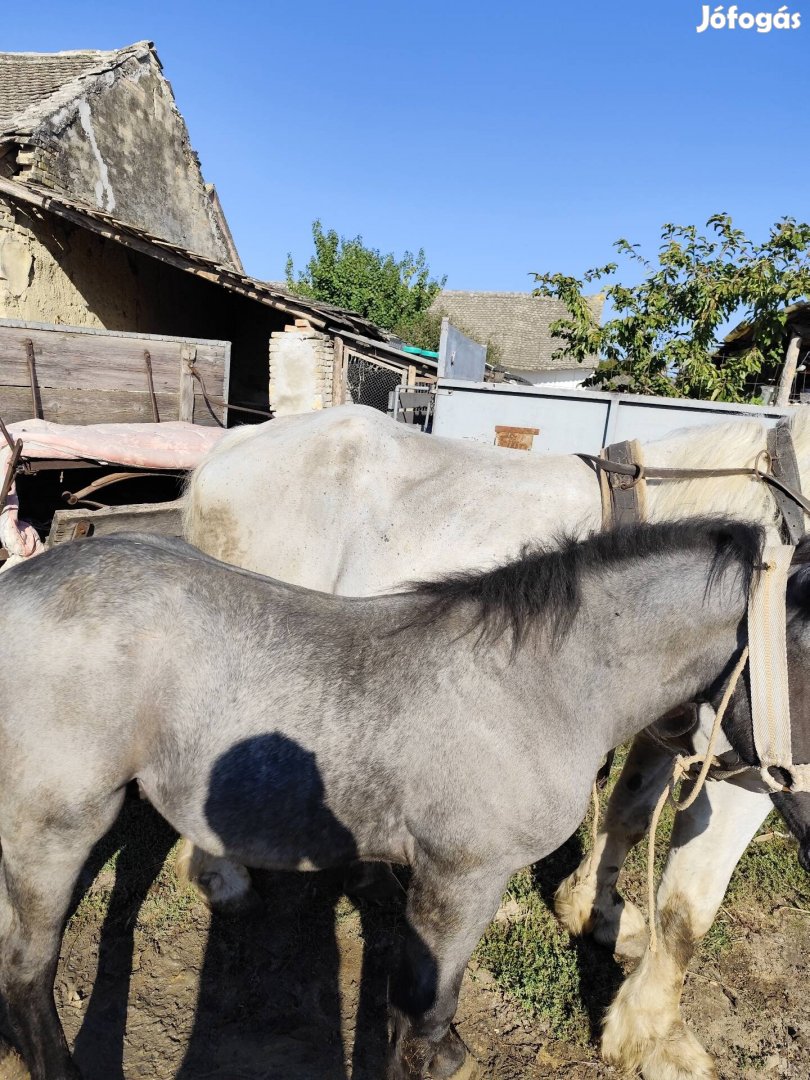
<box><xmin>390</xmin><ymin>308</ymin><xmax>444</xmax><ymax>351</ymax></box>
<box><xmin>533</xmin><ymin>215</ymin><xmax>810</xmax><ymax>402</ymax></box>
<box><xmin>285</xmin><ymin>220</ymin><xmax>446</xmax><ymax>332</ymax></box>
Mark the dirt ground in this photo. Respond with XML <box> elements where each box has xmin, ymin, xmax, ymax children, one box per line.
<box><xmin>0</xmin><ymin>799</ymin><xmax>808</xmax><ymax>1080</ymax></box>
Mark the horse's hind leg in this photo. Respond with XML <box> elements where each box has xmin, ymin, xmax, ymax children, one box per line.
<box><xmin>387</xmin><ymin>862</ymin><xmax>510</xmax><ymax>1080</ymax></box>
<box><xmin>555</xmin><ymin>731</ymin><xmax>673</xmax><ymax>956</ymax></box>
<box><xmin>0</xmin><ymin>791</ymin><xmax>125</xmax><ymax>1080</ymax></box>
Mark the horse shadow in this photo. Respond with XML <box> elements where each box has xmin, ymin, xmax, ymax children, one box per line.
<box><xmin>64</xmin><ymin>734</ymin><xmax>403</xmax><ymax>1080</ymax></box>
<box><xmin>27</xmin><ymin>734</ymin><xmax>626</xmax><ymax>1078</ymax></box>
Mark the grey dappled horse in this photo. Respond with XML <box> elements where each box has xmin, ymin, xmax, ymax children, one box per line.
<box><xmin>595</xmin><ymin>546</ymin><xmax>810</xmax><ymax>1079</ymax></box>
<box><xmin>0</xmin><ymin>521</ymin><xmax>771</xmax><ymax>1079</ymax></box>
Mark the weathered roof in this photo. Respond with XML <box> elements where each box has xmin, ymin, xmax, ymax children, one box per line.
<box><xmin>0</xmin><ymin>42</ymin><xmax>152</xmax><ymax>135</ymax></box>
<box><xmin>0</xmin><ymin>175</ymin><xmax>387</xmax><ymax>340</ymax></box>
<box><xmin>724</xmin><ymin>301</ymin><xmax>810</xmax><ymax>349</ymax></box>
<box><xmin>431</xmin><ymin>290</ymin><xmax>603</xmax><ymax>372</ymax></box>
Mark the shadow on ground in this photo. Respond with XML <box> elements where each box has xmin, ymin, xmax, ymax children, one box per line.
<box><xmin>0</xmin><ymin>797</ymin><xmax>629</xmax><ymax>1080</ymax></box>
<box><xmin>56</xmin><ymin>795</ymin><xmax>401</xmax><ymax>1080</ymax></box>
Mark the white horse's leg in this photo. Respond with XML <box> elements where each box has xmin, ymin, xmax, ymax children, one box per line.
<box><xmin>555</xmin><ymin>732</ymin><xmax>675</xmax><ymax>956</ymax></box>
<box><xmin>602</xmin><ymin>774</ymin><xmax>771</xmax><ymax>1080</ymax></box>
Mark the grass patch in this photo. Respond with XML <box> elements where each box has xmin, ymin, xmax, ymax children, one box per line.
<box><xmin>69</xmin><ymin>797</ymin><xmax>201</xmax><ymax>936</ymax></box>
<box><xmin>475</xmin><ymin>869</ymin><xmax>588</xmax><ymax>1040</ymax></box>
<box><xmin>727</xmin><ymin>812</ymin><xmax>809</xmax><ymax>905</ymax></box>
<box><xmin>63</xmin><ymin>760</ymin><xmax>810</xmax><ymax>1048</ymax></box>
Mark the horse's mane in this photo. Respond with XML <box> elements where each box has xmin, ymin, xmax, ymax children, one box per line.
<box><xmin>644</xmin><ymin>407</ymin><xmax>810</xmax><ymax>526</ymax></box>
<box><xmin>405</xmin><ymin>519</ymin><xmax>765</xmax><ymax>651</ymax></box>
<box><xmin>785</xmin><ymin>537</ymin><xmax>810</xmax><ymax>615</ymax></box>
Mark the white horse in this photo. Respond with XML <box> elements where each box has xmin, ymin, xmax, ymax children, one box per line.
<box><xmin>182</xmin><ymin>403</ymin><xmax>810</xmax><ymax>1080</ymax></box>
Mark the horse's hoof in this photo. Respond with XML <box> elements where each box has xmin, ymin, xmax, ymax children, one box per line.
<box><xmin>0</xmin><ymin>1039</ymin><xmax>30</xmax><ymax>1080</ymax></box>
<box><xmin>175</xmin><ymin>842</ymin><xmax>258</xmax><ymax>912</ymax></box>
<box><xmin>429</xmin><ymin>1028</ymin><xmax>476</xmax><ymax>1079</ymax></box>
<box><xmin>433</xmin><ymin>1055</ymin><xmax>478</xmax><ymax>1080</ymax></box>
<box><xmin>636</xmin><ymin>1023</ymin><xmax>717</xmax><ymax>1080</ymax></box>
<box><xmin>554</xmin><ymin>869</ymin><xmax>597</xmax><ymax>936</ymax></box>
<box><xmin>202</xmin><ymin>873</ymin><xmax>262</xmax><ymax>914</ymax></box>
<box><xmin>603</xmin><ymin>994</ymin><xmax>716</xmax><ymax>1080</ymax></box>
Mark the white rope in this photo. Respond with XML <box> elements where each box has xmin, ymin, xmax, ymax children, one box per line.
<box><xmin>646</xmin><ymin>646</ymin><xmax>749</xmax><ymax>954</ymax></box>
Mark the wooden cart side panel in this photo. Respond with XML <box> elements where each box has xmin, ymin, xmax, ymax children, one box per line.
<box><xmin>0</xmin><ymin>320</ymin><xmax>229</xmax><ymax>426</ymax></box>
<box><xmin>0</xmin><ymin>386</ymin><xmax>219</xmax><ymax>426</ymax></box>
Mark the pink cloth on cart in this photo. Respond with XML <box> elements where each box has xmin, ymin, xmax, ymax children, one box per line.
<box><xmin>0</xmin><ymin>420</ymin><xmax>226</xmax><ymax>564</ymax></box>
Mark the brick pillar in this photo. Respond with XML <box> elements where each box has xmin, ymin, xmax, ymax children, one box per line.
<box><xmin>268</xmin><ymin>321</ymin><xmax>335</xmax><ymax>416</ymax></box>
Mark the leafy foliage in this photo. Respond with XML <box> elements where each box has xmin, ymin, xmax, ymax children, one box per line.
<box><xmin>533</xmin><ymin>215</ymin><xmax>810</xmax><ymax>402</ymax></box>
<box><xmin>285</xmin><ymin>221</ymin><xmax>446</xmax><ymax>332</ymax></box>
<box><xmin>475</xmin><ymin>868</ymin><xmax>589</xmax><ymax>1038</ymax></box>
<box><xmin>391</xmin><ymin>309</ymin><xmax>444</xmax><ymax>351</ymax></box>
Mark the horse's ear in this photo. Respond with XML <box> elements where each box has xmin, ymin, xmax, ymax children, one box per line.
<box><xmin>790</xmin><ymin>538</ymin><xmax>810</xmax><ymax>565</ymax></box>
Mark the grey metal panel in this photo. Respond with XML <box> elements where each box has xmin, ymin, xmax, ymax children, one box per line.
<box><xmin>432</xmin><ymin>379</ymin><xmax>793</xmax><ymax>454</ymax></box>
<box><xmin>608</xmin><ymin>400</ymin><xmax>783</xmax><ymax>444</ymax></box>
<box><xmin>438</xmin><ymin>319</ymin><xmax>487</xmax><ymax>382</ymax></box>
<box><xmin>433</xmin><ymin>384</ymin><xmax>610</xmax><ymax>454</ymax></box>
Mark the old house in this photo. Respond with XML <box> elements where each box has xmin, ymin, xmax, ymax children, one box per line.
<box><xmin>0</xmin><ymin>41</ymin><xmax>422</xmax><ymax>422</ymax></box>
<box><xmin>719</xmin><ymin>302</ymin><xmax>810</xmax><ymax>406</ymax></box>
<box><xmin>431</xmin><ymin>291</ymin><xmax>603</xmax><ymax>389</ymax></box>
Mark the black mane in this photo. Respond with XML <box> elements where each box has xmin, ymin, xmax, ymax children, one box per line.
<box><xmin>786</xmin><ymin>538</ymin><xmax>810</xmax><ymax>613</ymax></box>
<box><xmin>405</xmin><ymin>519</ymin><xmax>765</xmax><ymax>651</ymax></box>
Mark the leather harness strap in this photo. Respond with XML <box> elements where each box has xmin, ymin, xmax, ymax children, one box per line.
<box><xmin>767</xmin><ymin>417</ymin><xmax>806</xmax><ymax>544</ymax></box>
<box><xmin>598</xmin><ymin>439</ymin><xmax>645</xmax><ymax>529</ymax></box>
<box><xmin>589</xmin><ymin>420</ymin><xmax>809</xmax><ymax>793</ymax></box>
<box><xmin>581</xmin><ymin>422</ymin><xmax>810</xmax><ymax>534</ymax></box>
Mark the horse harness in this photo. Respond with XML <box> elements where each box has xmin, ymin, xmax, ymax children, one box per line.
<box><xmin>585</xmin><ymin>417</ymin><xmax>810</xmax><ymax>794</ymax></box>
<box><xmin>581</xmin><ymin>415</ymin><xmax>810</xmax><ymax>542</ymax></box>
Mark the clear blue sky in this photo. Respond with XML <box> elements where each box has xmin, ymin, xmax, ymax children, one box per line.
<box><xmin>4</xmin><ymin>1</ymin><xmax>808</xmax><ymax>291</ymax></box>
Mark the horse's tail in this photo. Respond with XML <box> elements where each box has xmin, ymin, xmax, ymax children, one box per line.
<box><xmin>174</xmin><ymin>838</ymin><xmax>197</xmax><ymax>886</ymax></box>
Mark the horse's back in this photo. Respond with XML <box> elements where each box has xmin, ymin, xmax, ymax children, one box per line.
<box><xmin>183</xmin><ymin>404</ymin><xmax>600</xmax><ymax>595</ymax></box>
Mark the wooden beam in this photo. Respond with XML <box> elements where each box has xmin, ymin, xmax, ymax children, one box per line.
<box><xmin>776</xmin><ymin>333</ymin><xmax>803</xmax><ymax>407</ymax></box>
<box><xmin>178</xmin><ymin>345</ymin><xmax>197</xmax><ymax>422</ymax></box>
<box><xmin>332</xmin><ymin>336</ymin><xmax>346</xmax><ymax>406</ymax></box>
<box><xmin>46</xmin><ymin>500</ymin><xmax>184</xmax><ymax>547</ymax></box>
<box><xmin>332</xmin><ymin>329</ymin><xmax>438</xmax><ymax>373</ymax></box>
